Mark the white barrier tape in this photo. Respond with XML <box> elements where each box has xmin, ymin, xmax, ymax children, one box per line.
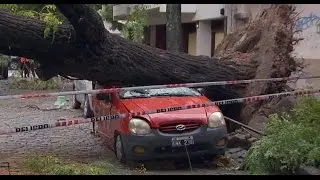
<box><xmin>0</xmin><ymin>88</ymin><xmax>319</xmax><ymax>136</ymax></box>
<box><xmin>0</xmin><ymin>75</ymin><xmax>319</xmax><ymax>100</ymax></box>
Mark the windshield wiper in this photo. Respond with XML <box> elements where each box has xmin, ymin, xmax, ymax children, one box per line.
<box><xmin>124</xmin><ymin>95</ymin><xmax>151</xmax><ymax>99</ymax></box>
<box><xmin>132</xmin><ymin>89</ymin><xmax>148</xmax><ymax>94</ymax></box>
<box><xmin>151</xmin><ymin>93</ymin><xmax>196</xmax><ymax>97</ymax></box>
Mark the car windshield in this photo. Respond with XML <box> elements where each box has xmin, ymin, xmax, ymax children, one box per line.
<box><xmin>119</xmin><ymin>87</ymin><xmax>201</xmax><ymax>99</ymax></box>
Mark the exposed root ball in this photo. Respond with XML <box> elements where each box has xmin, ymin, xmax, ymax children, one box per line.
<box><xmin>214</xmin><ymin>4</ymin><xmax>303</xmax><ymax>129</ymax></box>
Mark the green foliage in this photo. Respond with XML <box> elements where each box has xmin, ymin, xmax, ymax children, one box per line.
<box><xmin>0</xmin><ymin>4</ymin><xmax>62</xmax><ymax>41</ymax></box>
<box><xmin>18</xmin><ymin>4</ymin><xmax>47</xmax><ymax>12</ymax></box>
<box><xmin>91</xmin><ymin>4</ymin><xmax>103</xmax><ymax>11</ymax></box>
<box><xmin>98</xmin><ymin>4</ymin><xmax>123</xmax><ymax>31</ymax></box>
<box><xmin>0</xmin><ymin>54</ymin><xmax>9</xmax><ymax>65</ymax></box>
<box><xmin>9</xmin><ymin>76</ymin><xmax>63</xmax><ymax>90</ymax></box>
<box><xmin>244</xmin><ymin>96</ymin><xmax>320</xmax><ymax>174</ymax></box>
<box><xmin>98</xmin><ymin>5</ymin><xmax>113</xmax><ymax>23</ymax></box>
<box><xmin>98</xmin><ymin>4</ymin><xmax>148</xmax><ymax>42</ymax></box>
<box><xmin>122</xmin><ymin>6</ymin><xmax>148</xmax><ymax>42</ymax></box>
<box><xmin>39</xmin><ymin>5</ymin><xmax>62</xmax><ymax>40</ymax></box>
<box><xmin>25</xmin><ymin>155</ymin><xmax>113</xmax><ymax>175</ymax></box>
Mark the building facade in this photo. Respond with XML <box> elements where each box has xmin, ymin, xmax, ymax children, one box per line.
<box><xmin>113</xmin><ymin>4</ymin><xmax>320</xmax><ymax>88</ymax></box>
<box><xmin>113</xmin><ymin>4</ymin><xmax>226</xmax><ymax>57</ymax></box>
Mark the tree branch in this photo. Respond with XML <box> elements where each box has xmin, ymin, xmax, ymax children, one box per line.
<box><xmin>55</xmin><ymin>4</ymin><xmax>108</xmax><ymax>44</ymax></box>
<box><xmin>0</xmin><ymin>9</ymin><xmax>76</xmax><ymax>60</ymax></box>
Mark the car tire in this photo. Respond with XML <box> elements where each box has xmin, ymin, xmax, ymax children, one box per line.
<box><xmin>83</xmin><ymin>94</ymin><xmax>94</xmax><ymax>118</ymax></box>
<box><xmin>115</xmin><ymin>134</ymin><xmax>127</xmax><ymax>163</ymax></box>
<box><xmin>71</xmin><ymin>84</ymin><xmax>81</xmax><ymax>109</ymax></box>
<box><xmin>0</xmin><ymin>63</ymin><xmax>8</xmax><ymax>80</ymax></box>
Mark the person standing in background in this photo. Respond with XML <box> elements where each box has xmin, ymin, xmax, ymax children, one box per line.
<box><xmin>19</xmin><ymin>57</ymin><xmax>30</xmax><ymax>78</ymax></box>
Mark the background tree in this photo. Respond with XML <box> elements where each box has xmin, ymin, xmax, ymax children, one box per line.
<box><xmin>166</xmin><ymin>4</ymin><xmax>182</xmax><ymax>52</ymax></box>
<box><xmin>97</xmin><ymin>4</ymin><xmax>123</xmax><ymax>31</ymax></box>
<box><xmin>121</xmin><ymin>6</ymin><xmax>148</xmax><ymax>42</ymax></box>
<box><xmin>98</xmin><ymin>4</ymin><xmax>147</xmax><ymax>42</ymax></box>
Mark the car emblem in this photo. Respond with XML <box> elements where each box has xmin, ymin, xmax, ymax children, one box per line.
<box><xmin>176</xmin><ymin>124</ymin><xmax>186</xmax><ymax>131</ymax></box>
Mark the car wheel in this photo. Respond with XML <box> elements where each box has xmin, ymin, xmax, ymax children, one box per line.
<box><xmin>115</xmin><ymin>134</ymin><xmax>126</xmax><ymax>163</ymax></box>
<box><xmin>83</xmin><ymin>94</ymin><xmax>94</xmax><ymax>118</ymax></box>
<box><xmin>71</xmin><ymin>84</ymin><xmax>81</xmax><ymax>109</ymax></box>
<box><xmin>9</xmin><ymin>61</ymin><xmax>18</xmax><ymax>70</ymax></box>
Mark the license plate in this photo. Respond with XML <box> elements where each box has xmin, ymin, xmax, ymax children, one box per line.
<box><xmin>171</xmin><ymin>136</ymin><xmax>194</xmax><ymax>147</ymax></box>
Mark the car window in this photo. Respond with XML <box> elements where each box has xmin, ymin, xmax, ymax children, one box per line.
<box><xmin>119</xmin><ymin>87</ymin><xmax>201</xmax><ymax>99</ymax></box>
<box><xmin>95</xmin><ymin>83</ymin><xmax>112</xmax><ymax>102</ymax></box>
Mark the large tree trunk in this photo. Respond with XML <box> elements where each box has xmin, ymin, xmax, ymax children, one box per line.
<box><xmin>0</xmin><ymin>5</ymin><xmax>302</xmax><ymax>131</ymax></box>
<box><xmin>166</xmin><ymin>4</ymin><xmax>182</xmax><ymax>52</ymax></box>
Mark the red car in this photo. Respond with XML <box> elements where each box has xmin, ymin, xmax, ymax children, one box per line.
<box><xmin>73</xmin><ymin>82</ymin><xmax>228</xmax><ymax>163</ymax></box>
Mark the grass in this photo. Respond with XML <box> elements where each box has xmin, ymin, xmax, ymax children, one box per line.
<box><xmin>0</xmin><ymin>54</ymin><xmax>9</xmax><ymax>65</ymax></box>
<box><xmin>24</xmin><ymin>155</ymin><xmax>114</xmax><ymax>175</ymax></box>
<box><xmin>244</xmin><ymin>96</ymin><xmax>320</xmax><ymax>175</ymax></box>
<box><xmin>9</xmin><ymin>76</ymin><xmax>63</xmax><ymax>90</ymax></box>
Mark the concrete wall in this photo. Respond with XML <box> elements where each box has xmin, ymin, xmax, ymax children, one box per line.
<box><xmin>150</xmin><ymin>25</ymin><xmax>157</xmax><ymax>47</ymax></box>
<box><xmin>146</xmin><ymin>11</ymin><xmax>194</xmax><ymax>25</ymax></box>
<box><xmin>214</xmin><ymin>32</ymin><xmax>225</xmax><ymax>49</ymax></box>
<box><xmin>192</xmin><ymin>4</ymin><xmax>224</xmax><ymax>21</ymax></box>
<box><xmin>294</xmin><ymin>4</ymin><xmax>320</xmax><ymax>60</ymax></box>
<box><xmin>288</xmin><ymin>59</ymin><xmax>320</xmax><ymax>90</ymax></box>
<box><xmin>226</xmin><ymin>4</ymin><xmax>271</xmax><ymax>33</ymax></box>
<box><xmin>188</xmin><ymin>32</ymin><xmax>197</xmax><ymax>55</ymax></box>
<box><xmin>145</xmin><ymin>4</ymin><xmax>224</xmax><ymax>25</ymax></box>
<box><xmin>159</xmin><ymin>4</ymin><xmax>197</xmax><ymax>13</ymax></box>
<box><xmin>196</xmin><ymin>21</ymin><xmax>212</xmax><ymax>56</ymax></box>
<box><xmin>291</xmin><ymin>5</ymin><xmax>320</xmax><ymax>90</ymax></box>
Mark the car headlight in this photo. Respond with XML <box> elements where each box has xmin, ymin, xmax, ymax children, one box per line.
<box><xmin>208</xmin><ymin>112</ymin><xmax>225</xmax><ymax>128</ymax></box>
<box><xmin>129</xmin><ymin>118</ymin><xmax>151</xmax><ymax>135</ymax></box>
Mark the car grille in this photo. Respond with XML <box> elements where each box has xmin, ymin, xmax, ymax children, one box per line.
<box><xmin>158</xmin><ymin>121</ymin><xmax>202</xmax><ymax>134</ymax></box>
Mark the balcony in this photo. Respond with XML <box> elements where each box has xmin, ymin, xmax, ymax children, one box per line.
<box><xmin>113</xmin><ymin>4</ymin><xmax>197</xmax><ymax>21</ymax></box>
<box><xmin>112</xmin><ymin>4</ymin><xmax>133</xmax><ymax>20</ymax></box>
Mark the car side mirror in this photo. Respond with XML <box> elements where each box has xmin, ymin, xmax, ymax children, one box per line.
<box><xmin>96</xmin><ymin>93</ymin><xmax>111</xmax><ymax>101</ymax></box>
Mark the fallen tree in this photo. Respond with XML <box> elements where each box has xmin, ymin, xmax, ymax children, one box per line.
<box><xmin>0</xmin><ymin>4</ymin><xmax>303</xmax><ymax>130</ymax></box>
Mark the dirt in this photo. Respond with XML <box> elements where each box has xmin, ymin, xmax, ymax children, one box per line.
<box><xmin>0</xmin><ymin>77</ymin><xmax>246</xmax><ymax>175</ymax></box>
<box><xmin>215</xmin><ymin>5</ymin><xmax>303</xmax><ymax>127</ymax></box>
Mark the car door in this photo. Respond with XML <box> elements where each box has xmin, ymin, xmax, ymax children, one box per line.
<box><xmin>92</xmin><ymin>83</ymin><xmax>113</xmax><ymax>140</ymax></box>
<box><xmin>109</xmin><ymin>92</ymin><xmax>121</xmax><ymax>137</ymax></box>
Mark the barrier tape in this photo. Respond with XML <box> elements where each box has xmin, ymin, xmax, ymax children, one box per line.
<box><xmin>1</xmin><ymin>88</ymin><xmax>319</xmax><ymax>136</ymax></box>
<box><xmin>0</xmin><ymin>75</ymin><xmax>319</xmax><ymax>100</ymax></box>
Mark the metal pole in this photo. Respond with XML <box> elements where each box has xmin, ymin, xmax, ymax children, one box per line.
<box><xmin>224</xmin><ymin>116</ymin><xmax>265</xmax><ymax>136</ymax></box>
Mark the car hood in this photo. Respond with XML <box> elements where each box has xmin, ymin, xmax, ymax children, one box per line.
<box><xmin>121</xmin><ymin>96</ymin><xmax>220</xmax><ymax>127</ymax></box>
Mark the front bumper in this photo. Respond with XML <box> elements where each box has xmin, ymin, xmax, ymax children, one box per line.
<box><xmin>121</xmin><ymin>126</ymin><xmax>227</xmax><ymax>161</ymax></box>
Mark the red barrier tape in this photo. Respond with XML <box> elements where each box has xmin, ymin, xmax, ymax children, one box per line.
<box><xmin>0</xmin><ymin>75</ymin><xmax>319</xmax><ymax>100</ymax></box>
<box><xmin>0</xmin><ymin>88</ymin><xmax>319</xmax><ymax>136</ymax></box>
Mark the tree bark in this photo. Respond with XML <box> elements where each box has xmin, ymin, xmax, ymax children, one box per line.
<box><xmin>0</xmin><ymin>5</ymin><xmax>255</xmax><ymax>85</ymax></box>
<box><xmin>166</xmin><ymin>4</ymin><xmax>182</xmax><ymax>52</ymax></box>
